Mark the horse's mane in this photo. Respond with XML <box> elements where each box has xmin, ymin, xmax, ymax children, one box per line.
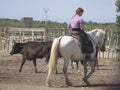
<box><xmin>87</xmin><ymin>28</ymin><xmax>105</xmax><ymax>35</ymax></box>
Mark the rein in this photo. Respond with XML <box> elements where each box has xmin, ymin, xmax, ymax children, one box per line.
<box><xmin>87</xmin><ymin>34</ymin><xmax>97</xmax><ymax>46</ymax></box>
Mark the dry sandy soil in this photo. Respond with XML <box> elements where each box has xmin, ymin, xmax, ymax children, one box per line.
<box><xmin>0</xmin><ymin>53</ymin><xmax>120</xmax><ymax>90</ymax></box>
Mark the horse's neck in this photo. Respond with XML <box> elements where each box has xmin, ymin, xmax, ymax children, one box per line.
<box><xmin>88</xmin><ymin>32</ymin><xmax>98</xmax><ymax>45</ymax></box>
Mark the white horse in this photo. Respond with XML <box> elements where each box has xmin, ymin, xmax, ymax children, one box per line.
<box><xmin>71</xmin><ymin>29</ymin><xmax>107</xmax><ymax>70</ymax></box>
<box><xmin>46</xmin><ymin>29</ymin><xmax>107</xmax><ymax>87</ymax></box>
<box><xmin>87</xmin><ymin>29</ymin><xmax>107</xmax><ymax>70</ymax></box>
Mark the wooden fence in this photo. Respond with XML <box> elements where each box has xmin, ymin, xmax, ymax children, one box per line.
<box><xmin>98</xmin><ymin>29</ymin><xmax>120</xmax><ymax>61</ymax></box>
<box><xmin>0</xmin><ymin>27</ymin><xmax>66</xmax><ymax>52</ymax></box>
<box><xmin>0</xmin><ymin>27</ymin><xmax>120</xmax><ymax>61</ymax></box>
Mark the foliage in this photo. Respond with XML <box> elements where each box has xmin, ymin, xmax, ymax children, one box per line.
<box><xmin>0</xmin><ymin>18</ymin><xmax>116</xmax><ymax>35</ymax></box>
<box><xmin>116</xmin><ymin>0</ymin><xmax>120</xmax><ymax>34</ymax></box>
<box><xmin>0</xmin><ymin>18</ymin><xmax>24</xmax><ymax>27</ymax></box>
<box><xmin>116</xmin><ymin>0</ymin><xmax>120</xmax><ymax>12</ymax></box>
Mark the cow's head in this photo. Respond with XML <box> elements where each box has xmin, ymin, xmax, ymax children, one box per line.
<box><xmin>10</xmin><ymin>41</ymin><xmax>24</xmax><ymax>55</ymax></box>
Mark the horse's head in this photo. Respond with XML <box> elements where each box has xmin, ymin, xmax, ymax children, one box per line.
<box><xmin>88</xmin><ymin>29</ymin><xmax>107</xmax><ymax>52</ymax></box>
<box><xmin>96</xmin><ymin>29</ymin><xmax>107</xmax><ymax>52</ymax></box>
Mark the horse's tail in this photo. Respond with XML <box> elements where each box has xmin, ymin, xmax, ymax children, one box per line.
<box><xmin>46</xmin><ymin>37</ymin><xmax>61</xmax><ymax>85</ymax></box>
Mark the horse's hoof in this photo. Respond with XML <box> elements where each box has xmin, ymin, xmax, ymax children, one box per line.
<box><xmin>66</xmin><ymin>82</ymin><xmax>73</xmax><ymax>86</ymax></box>
<box><xmin>83</xmin><ymin>78</ymin><xmax>90</xmax><ymax>85</ymax></box>
<box><xmin>82</xmin><ymin>78</ymin><xmax>85</xmax><ymax>81</ymax></box>
<box><xmin>85</xmin><ymin>81</ymin><xmax>90</xmax><ymax>85</ymax></box>
<box><xmin>46</xmin><ymin>82</ymin><xmax>51</xmax><ymax>87</ymax></box>
<box><xmin>19</xmin><ymin>70</ymin><xmax>21</xmax><ymax>73</ymax></box>
<box><xmin>46</xmin><ymin>83</ymin><xmax>51</xmax><ymax>87</ymax></box>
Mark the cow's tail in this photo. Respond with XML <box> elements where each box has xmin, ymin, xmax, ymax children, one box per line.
<box><xmin>46</xmin><ymin>37</ymin><xmax>61</xmax><ymax>86</ymax></box>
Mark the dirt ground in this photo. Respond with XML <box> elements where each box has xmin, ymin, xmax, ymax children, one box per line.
<box><xmin>0</xmin><ymin>53</ymin><xmax>120</xmax><ymax>90</ymax></box>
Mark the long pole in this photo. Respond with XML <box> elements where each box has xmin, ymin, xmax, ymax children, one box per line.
<box><xmin>43</xmin><ymin>8</ymin><xmax>49</xmax><ymax>25</ymax></box>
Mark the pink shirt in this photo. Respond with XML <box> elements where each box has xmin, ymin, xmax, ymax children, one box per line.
<box><xmin>68</xmin><ymin>14</ymin><xmax>84</xmax><ymax>29</ymax></box>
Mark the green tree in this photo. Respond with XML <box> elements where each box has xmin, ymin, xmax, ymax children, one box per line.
<box><xmin>116</xmin><ymin>0</ymin><xmax>120</xmax><ymax>33</ymax></box>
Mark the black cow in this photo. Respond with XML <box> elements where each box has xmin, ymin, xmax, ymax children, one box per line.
<box><xmin>10</xmin><ymin>41</ymin><xmax>52</xmax><ymax>73</ymax></box>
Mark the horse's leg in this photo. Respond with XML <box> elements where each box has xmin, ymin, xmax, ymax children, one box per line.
<box><xmin>76</xmin><ymin>61</ymin><xmax>80</xmax><ymax>73</ymax></box>
<box><xmin>71</xmin><ymin>60</ymin><xmax>74</xmax><ymax>69</ymax></box>
<box><xmin>80</xmin><ymin>60</ymin><xmax>84</xmax><ymax>65</ymax></box>
<box><xmin>87</xmin><ymin>61</ymin><xmax>95</xmax><ymax>79</ymax></box>
<box><xmin>19</xmin><ymin>56</ymin><xmax>26</xmax><ymax>72</ymax></box>
<box><xmin>76</xmin><ymin>61</ymin><xmax>79</xmax><ymax>69</ymax></box>
<box><xmin>83</xmin><ymin>59</ymin><xmax>90</xmax><ymax>85</ymax></box>
<box><xmin>33</xmin><ymin>59</ymin><xmax>37</xmax><ymax>73</ymax></box>
<box><xmin>96</xmin><ymin>47</ymin><xmax>99</xmax><ymax>70</ymax></box>
<box><xmin>63</xmin><ymin>59</ymin><xmax>72</xmax><ymax>86</ymax></box>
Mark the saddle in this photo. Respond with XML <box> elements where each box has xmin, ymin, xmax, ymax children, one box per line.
<box><xmin>71</xmin><ymin>31</ymin><xmax>93</xmax><ymax>54</ymax></box>
<box><xmin>71</xmin><ymin>32</ymin><xmax>81</xmax><ymax>40</ymax></box>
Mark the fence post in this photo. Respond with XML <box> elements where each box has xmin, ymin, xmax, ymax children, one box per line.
<box><xmin>44</xmin><ymin>28</ymin><xmax>48</xmax><ymax>41</ymax></box>
<box><xmin>31</xmin><ymin>29</ymin><xmax>34</xmax><ymax>41</ymax></box>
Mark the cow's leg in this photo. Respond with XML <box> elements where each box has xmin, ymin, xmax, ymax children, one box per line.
<box><xmin>19</xmin><ymin>57</ymin><xmax>26</xmax><ymax>72</ymax></box>
<box><xmin>96</xmin><ymin>58</ymin><xmax>99</xmax><ymax>70</ymax></box>
<box><xmin>45</xmin><ymin>54</ymin><xmax>50</xmax><ymax>64</ymax></box>
<box><xmin>33</xmin><ymin>59</ymin><xmax>37</xmax><ymax>73</ymax></box>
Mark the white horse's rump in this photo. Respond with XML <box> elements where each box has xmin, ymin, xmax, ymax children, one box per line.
<box><xmin>60</xmin><ymin>36</ymin><xmax>85</xmax><ymax>60</ymax></box>
<box><xmin>46</xmin><ymin>29</ymin><xmax>107</xmax><ymax>87</ymax></box>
